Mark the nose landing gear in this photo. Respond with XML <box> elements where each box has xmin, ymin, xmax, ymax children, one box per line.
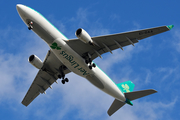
<box><xmin>28</xmin><ymin>21</ymin><xmax>33</xmax><ymax>30</ymax></box>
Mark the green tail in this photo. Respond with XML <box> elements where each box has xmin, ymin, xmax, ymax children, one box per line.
<box><xmin>116</xmin><ymin>81</ymin><xmax>135</xmax><ymax>93</ymax></box>
<box><xmin>108</xmin><ymin>80</ymin><xmax>157</xmax><ymax>116</ymax></box>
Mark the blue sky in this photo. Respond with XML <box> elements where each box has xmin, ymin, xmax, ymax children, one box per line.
<box><xmin>0</xmin><ymin>0</ymin><xmax>180</xmax><ymax>120</ymax></box>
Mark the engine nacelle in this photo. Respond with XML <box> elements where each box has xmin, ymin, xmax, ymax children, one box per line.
<box><xmin>75</xmin><ymin>28</ymin><xmax>94</xmax><ymax>45</ymax></box>
<box><xmin>28</xmin><ymin>55</ymin><xmax>43</xmax><ymax>69</ymax></box>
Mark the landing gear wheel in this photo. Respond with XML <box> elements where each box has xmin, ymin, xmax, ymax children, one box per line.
<box><xmin>85</xmin><ymin>59</ymin><xmax>89</xmax><ymax>64</ymax></box>
<box><xmin>28</xmin><ymin>26</ymin><xmax>33</xmax><ymax>30</ymax></box>
<box><xmin>61</xmin><ymin>80</ymin><xmax>65</xmax><ymax>84</ymax></box>
<box><xmin>65</xmin><ymin>78</ymin><xmax>69</xmax><ymax>82</ymax></box>
<box><xmin>28</xmin><ymin>21</ymin><xmax>33</xmax><ymax>30</ymax></box>
<box><xmin>89</xmin><ymin>66</ymin><xmax>92</xmax><ymax>69</ymax></box>
<box><xmin>92</xmin><ymin>63</ymin><xmax>96</xmax><ymax>68</ymax></box>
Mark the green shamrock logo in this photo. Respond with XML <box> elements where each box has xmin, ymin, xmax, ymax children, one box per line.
<box><xmin>121</xmin><ymin>84</ymin><xmax>130</xmax><ymax>92</ymax></box>
<box><xmin>50</xmin><ymin>42</ymin><xmax>61</xmax><ymax>50</ymax></box>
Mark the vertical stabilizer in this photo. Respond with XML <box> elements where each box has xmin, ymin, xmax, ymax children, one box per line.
<box><xmin>116</xmin><ymin>81</ymin><xmax>135</xmax><ymax>93</ymax></box>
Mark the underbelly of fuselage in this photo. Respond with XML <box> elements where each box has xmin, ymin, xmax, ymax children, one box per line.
<box><xmin>51</xmin><ymin>38</ymin><xmax>94</xmax><ymax>78</ymax></box>
<box><xmin>50</xmin><ymin>39</ymin><xmax>126</xmax><ymax>102</ymax></box>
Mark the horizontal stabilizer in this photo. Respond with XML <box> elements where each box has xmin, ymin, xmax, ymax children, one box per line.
<box><xmin>107</xmin><ymin>89</ymin><xmax>157</xmax><ymax>116</ymax></box>
<box><xmin>124</xmin><ymin>89</ymin><xmax>157</xmax><ymax>101</ymax></box>
<box><xmin>107</xmin><ymin>99</ymin><xmax>125</xmax><ymax>116</ymax></box>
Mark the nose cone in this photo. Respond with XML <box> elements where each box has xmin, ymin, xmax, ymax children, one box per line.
<box><xmin>16</xmin><ymin>4</ymin><xmax>23</xmax><ymax>13</ymax></box>
<box><xmin>16</xmin><ymin>4</ymin><xmax>30</xmax><ymax>23</ymax></box>
<box><xmin>16</xmin><ymin>4</ymin><xmax>26</xmax><ymax>15</ymax></box>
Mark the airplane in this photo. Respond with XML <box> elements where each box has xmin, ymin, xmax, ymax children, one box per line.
<box><xmin>16</xmin><ymin>4</ymin><xmax>174</xmax><ymax>116</ymax></box>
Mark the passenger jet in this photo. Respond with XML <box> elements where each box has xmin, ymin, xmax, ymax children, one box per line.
<box><xmin>16</xmin><ymin>4</ymin><xmax>174</xmax><ymax>116</ymax></box>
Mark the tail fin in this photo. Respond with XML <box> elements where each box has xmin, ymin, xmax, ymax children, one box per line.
<box><xmin>116</xmin><ymin>81</ymin><xmax>135</xmax><ymax>93</ymax></box>
<box><xmin>107</xmin><ymin>89</ymin><xmax>157</xmax><ymax>116</ymax></box>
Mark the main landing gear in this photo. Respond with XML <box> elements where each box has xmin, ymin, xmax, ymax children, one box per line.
<box><xmin>28</xmin><ymin>21</ymin><xmax>33</xmax><ymax>30</ymax></box>
<box><xmin>61</xmin><ymin>78</ymin><xmax>69</xmax><ymax>84</ymax></box>
<box><xmin>83</xmin><ymin>53</ymin><xmax>96</xmax><ymax>70</ymax></box>
<box><xmin>58</xmin><ymin>65</ymin><xmax>69</xmax><ymax>84</ymax></box>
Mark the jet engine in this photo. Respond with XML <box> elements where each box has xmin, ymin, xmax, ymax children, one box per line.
<box><xmin>75</xmin><ymin>28</ymin><xmax>94</xmax><ymax>45</ymax></box>
<box><xmin>28</xmin><ymin>55</ymin><xmax>43</xmax><ymax>69</ymax></box>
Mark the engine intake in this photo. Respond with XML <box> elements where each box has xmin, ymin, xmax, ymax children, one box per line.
<box><xmin>28</xmin><ymin>55</ymin><xmax>43</xmax><ymax>69</ymax></box>
<box><xmin>75</xmin><ymin>28</ymin><xmax>94</xmax><ymax>45</ymax></box>
<box><xmin>76</xmin><ymin>28</ymin><xmax>82</xmax><ymax>36</ymax></box>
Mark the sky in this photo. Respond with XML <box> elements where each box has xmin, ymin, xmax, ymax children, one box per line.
<box><xmin>0</xmin><ymin>0</ymin><xmax>180</xmax><ymax>120</ymax></box>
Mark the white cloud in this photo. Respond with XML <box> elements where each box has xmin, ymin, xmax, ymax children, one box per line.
<box><xmin>0</xmin><ymin>26</ymin><xmax>49</xmax><ymax>104</ymax></box>
<box><xmin>157</xmin><ymin>67</ymin><xmax>176</xmax><ymax>82</ymax></box>
<box><xmin>95</xmin><ymin>46</ymin><xmax>134</xmax><ymax>73</ymax></box>
<box><xmin>171</xmin><ymin>29</ymin><xmax>180</xmax><ymax>53</ymax></box>
<box><xmin>132</xmin><ymin>21</ymin><xmax>142</xmax><ymax>30</ymax></box>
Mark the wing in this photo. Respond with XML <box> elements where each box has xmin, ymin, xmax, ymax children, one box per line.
<box><xmin>22</xmin><ymin>50</ymin><xmax>71</xmax><ymax>106</ymax></box>
<box><xmin>66</xmin><ymin>25</ymin><xmax>173</xmax><ymax>60</ymax></box>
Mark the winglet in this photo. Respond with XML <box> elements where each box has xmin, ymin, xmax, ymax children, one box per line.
<box><xmin>167</xmin><ymin>25</ymin><xmax>174</xmax><ymax>30</ymax></box>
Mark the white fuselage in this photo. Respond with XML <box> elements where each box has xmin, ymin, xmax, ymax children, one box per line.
<box><xmin>16</xmin><ymin>4</ymin><xmax>126</xmax><ymax>102</ymax></box>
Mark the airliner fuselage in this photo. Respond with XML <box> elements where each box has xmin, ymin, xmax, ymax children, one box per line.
<box><xmin>16</xmin><ymin>4</ymin><xmax>126</xmax><ymax>103</ymax></box>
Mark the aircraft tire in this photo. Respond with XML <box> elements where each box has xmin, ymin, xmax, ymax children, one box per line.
<box><xmin>85</xmin><ymin>59</ymin><xmax>89</xmax><ymax>64</ymax></box>
<box><xmin>89</xmin><ymin>66</ymin><xmax>92</xmax><ymax>69</ymax></box>
<box><xmin>65</xmin><ymin>78</ymin><xmax>69</xmax><ymax>82</ymax></box>
<box><xmin>62</xmin><ymin>80</ymin><xmax>65</xmax><ymax>84</ymax></box>
<box><xmin>92</xmin><ymin>63</ymin><xmax>96</xmax><ymax>68</ymax></box>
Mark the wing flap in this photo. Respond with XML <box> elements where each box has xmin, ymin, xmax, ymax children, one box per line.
<box><xmin>22</xmin><ymin>70</ymin><xmax>56</xmax><ymax>106</ymax></box>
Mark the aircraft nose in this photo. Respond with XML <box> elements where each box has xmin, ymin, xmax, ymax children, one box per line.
<box><xmin>16</xmin><ymin>4</ymin><xmax>22</xmax><ymax>12</ymax></box>
<box><xmin>16</xmin><ymin>4</ymin><xmax>27</xmax><ymax>14</ymax></box>
<box><xmin>16</xmin><ymin>4</ymin><xmax>28</xmax><ymax>20</ymax></box>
